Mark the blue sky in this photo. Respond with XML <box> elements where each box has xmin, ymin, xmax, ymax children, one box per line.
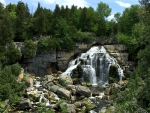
<box><xmin>0</xmin><ymin>0</ymin><xmax>139</xmax><ymax>19</ymax></box>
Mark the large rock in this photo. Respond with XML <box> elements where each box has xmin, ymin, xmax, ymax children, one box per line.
<box><xmin>25</xmin><ymin>76</ymin><xmax>33</xmax><ymax>87</ymax></box>
<box><xmin>60</xmin><ymin>102</ymin><xmax>76</xmax><ymax>113</ymax></box>
<box><xmin>57</xmin><ymin>88</ymin><xmax>71</xmax><ymax>99</ymax></box>
<box><xmin>17</xmin><ymin>68</ymin><xmax>24</xmax><ymax>82</ymax></box>
<box><xmin>76</xmin><ymin>85</ymin><xmax>91</xmax><ymax>97</ymax></box>
<box><xmin>46</xmin><ymin>75</ymin><xmax>55</xmax><ymax>82</ymax></box>
<box><xmin>59</xmin><ymin>74</ymin><xmax>73</xmax><ymax>87</ymax></box>
<box><xmin>19</xmin><ymin>99</ymin><xmax>32</xmax><ymax>110</ymax></box>
<box><xmin>48</xmin><ymin>85</ymin><xmax>60</xmax><ymax>93</ymax></box>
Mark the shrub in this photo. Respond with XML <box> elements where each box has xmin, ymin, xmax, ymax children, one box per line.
<box><xmin>24</xmin><ymin>40</ymin><xmax>37</xmax><ymax>59</ymax></box>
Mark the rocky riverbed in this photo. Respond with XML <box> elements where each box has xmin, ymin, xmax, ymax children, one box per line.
<box><xmin>9</xmin><ymin>69</ymin><xmax>128</xmax><ymax>113</ymax></box>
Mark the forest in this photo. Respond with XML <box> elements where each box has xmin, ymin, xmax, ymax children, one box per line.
<box><xmin>0</xmin><ymin>0</ymin><xmax>150</xmax><ymax>112</ymax></box>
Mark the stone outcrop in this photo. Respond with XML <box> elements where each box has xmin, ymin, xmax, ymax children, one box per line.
<box><xmin>104</xmin><ymin>44</ymin><xmax>128</xmax><ymax>65</ymax></box>
<box><xmin>14</xmin><ymin>40</ymin><xmax>128</xmax><ymax>76</ymax></box>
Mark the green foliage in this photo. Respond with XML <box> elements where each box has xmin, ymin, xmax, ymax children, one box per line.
<box><xmin>11</xmin><ymin>63</ymin><xmax>21</xmax><ymax>76</ymax></box>
<box><xmin>6</xmin><ymin>43</ymin><xmax>22</xmax><ymax>64</ymax></box>
<box><xmin>0</xmin><ymin>64</ymin><xmax>26</xmax><ymax>104</ymax></box>
<box><xmin>24</xmin><ymin>40</ymin><xmax>37</xmax><ymax>59</ymax></box>
<box><xmin>38</xmin><ymin>36</ymin><xmax>60</xmax><ymax>52</ymax></box>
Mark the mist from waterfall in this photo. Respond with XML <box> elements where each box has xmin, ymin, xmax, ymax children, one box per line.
<box><xmin>62</xmin><ymin>46</ymin><xmax>124</xmax><ymax>85</ymax></box>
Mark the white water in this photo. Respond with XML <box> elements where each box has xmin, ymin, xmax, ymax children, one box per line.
<box><xmin>33</xmin><ymin>80</ymin><xmax>53</xmax><ymax>107</ymax></box>
<box><xmin>62</xmin><ymin>46</ymin><xmax>124</xmax><ymax>85</ymax></box>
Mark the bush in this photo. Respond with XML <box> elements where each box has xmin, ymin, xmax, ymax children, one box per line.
<box><xmin>6</xmin><ymin>43</ymin><xmax>22</xmax><ymax>64</ymax></box>
<box><xmin>11</xmin><ymin>63</ymin><xmax>21</xmax><ymax>76</ymax></box>
<box><xmin>24</xmin><ymin>40</ymin><xmax>37</xmax><ymax>59</ymax></box>
<box><xmin>38</xmin><ymin>36</ymin><xmax>60</xmax><ymax>52</ymax></box>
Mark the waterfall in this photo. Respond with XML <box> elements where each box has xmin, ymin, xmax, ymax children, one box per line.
<box><xmin>62</xmin><ymin>46</ymin><xmax>124</xmax><ymax>85</ymax></box>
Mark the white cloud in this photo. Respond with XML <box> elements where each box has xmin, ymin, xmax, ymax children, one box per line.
<box><xmin>38</xmin><ymin>0</ymin><xmax>89</xmax><ymax>8</ymax></box>
<box><xmin>0</xmin><ymin>0</ymin><xmax>6</xmax><ymax>5</ymax></box>
<box><xmin>107</xmin><ymin>14</ymin><xmax>114</xmax><ymax>20</ymax></box>
<box><xmin>115</xmin><ymin>1</ymin><xmax>131</xmax><ymax>8</ymax></box>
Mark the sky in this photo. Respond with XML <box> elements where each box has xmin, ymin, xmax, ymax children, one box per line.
<box><xmin>0</xmin><ymin>0</ymin><xmax>139</xmax><ymax>20</ymax></box>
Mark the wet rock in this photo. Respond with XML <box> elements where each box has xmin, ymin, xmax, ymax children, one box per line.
<box><xmin>59</xmin><ymin>74</ymin><xmax>73</xmax><ymax>87</ymax></box>
<box><xmin>76</xmin><ymin>85</ymin><xmax>91</xmax><ymax>97</ymax></box>
<box><xmin>19</xmin><ymin>99</ymin><xmax>32</xmax><ymax>110</ymax></box>
<box><xmin>57</xmin><ymin>88</ymin><xmax>71</xmax><ymax>99</ymax></box>
<box><xmin>92</xmin><ymin>90</ymin><xmax>99</xmax><ymax>96</ymax></box>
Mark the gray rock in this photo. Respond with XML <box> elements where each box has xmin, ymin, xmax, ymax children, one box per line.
<box><xmin>104</xmin><ymin>87</ymin><xmax>110</xmax><ymax>95</ymax></box>
<box><xmin>19</xmin><ymin>99</ymin><xmax>32</xmax><ymax>110</ymax></box>
<box><xmin>76</xmin><ymin>85</ymin><xmax>91</xmax><ymax>97</ymax></box>
<box><xmin>48</xmin><ymin>85</ymin><xmax>60</xmax><ymax>93</ymax></box>
<box><xmin>57</xmin><ymin>88</ymin><xmax>71</xmax><ymax>99</ymax></box>
<box><xmin>60</xmin><ymin>102</ymin><xmax>76</xmax><ymax>113</ymax></box>
<box><xmin>47</xmin><ymin>75</ymin><xmax>55</xmax><ymax>82</ymax></box>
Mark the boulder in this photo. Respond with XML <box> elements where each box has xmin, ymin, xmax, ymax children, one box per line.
<box><xmin>48</xmin><ymin>85</ymin><xmax>60</xmax><ymax>93</ymax></box>
<box><xmin>60</xmin><ymin>102</ymin><xmax>76</xmax><ymax>113</ymax></box>
<box><xmin>76</xmin><ymin>85</ymin><xmax>91</xmax><ymax>97</ymax></box>
<box><xmin>59</xmin><ymin>74</ymin><xmax>73</xmax><ymax>87</ymax></box>
<box><xmin>19</xmin><ymin>99</ymin><xmax>32</xmax><ymax>110</ymax></box>
<box><xmin>25</xmin><ymin>77</ymin><xmax>33</xmax><ymax>87</ymax></box>
<box><xmin>57</xmin><ymin>88</ymin><xmax>71</xmax><ymax>99</ymax></box>
<box><xmin>104</xmin><ymin>87</ymin><xmax>110</xmax><ymax>95</ymax></box>
<box><xmin>67</xmin><ymin>85</ymin><xmax>76</xmax><ymax>90</ymax></box>
<box><xmin>25</xmin><ymin>87</ymin><xmax>35</xmax><ymax>92</ymax></box>
<box><xmin>47</xmin><ymin>75</ymin><xmax>55</xmax><ymax>82</ymax></box>
<box><xmin>119</xmin><ymin>80</ymin><xmax>128</xmax><ymax>86</ymax></box>
<box><xmin>67</xmin><ymin>104</ymin><xmax>76</xmax><ymax>113</ymax></box>
<box><xmin>17</xmin><ymin>68</ymin><xmax>24</xmax><ymax>82</ymax></box>
<box><xmin>74</xmin><ymin>102</ymin><xmax>84</xmax><ymax>108</ymax></box>
<box><xmin>92</xmin><ymin>90</ymin><xmax>99</xmax><ymax>96</ymax></box>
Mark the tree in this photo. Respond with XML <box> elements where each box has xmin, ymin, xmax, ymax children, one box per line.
<box><xmin>96</xmin><ymin>2</ymin><xmax>111</xmax><ymax>36</ymax></box>
<box><xmin>96</xmin><ymin>2</ymin><xmax>111</xmax><ymax>20</ymax></box>
<box><xmin>118</xmin><ymin>5</ymin><xmax>140</xmax><ymax>35</ymax></box>
<box><xmin>6</xmin><ymin>43</ymin><xmax>22</xmax><ymax>64</ymax></box>
<box><xmin>15</xmin><ymin>1</ymin><xmax>31</xmax><ymax>41</ymax></box>
<box><xmin>0</xmin><ymin>9</ymin><xmax>14</xmax><ymax>46</ymax></box>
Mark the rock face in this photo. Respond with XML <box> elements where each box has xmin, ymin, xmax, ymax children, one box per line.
<box><xmin>23</xmin><ymin>40</ymin><xmax>128</xmax><ymax>75</ymax></box>
<box><xmin>76</xmin><ymin>85</ymin><xmax>91</xmax><ymax>97</ymax></box>
<box><xmin>104</xmin><ymin>44</ymin><xmax>128</xmax><ymax>64</ymax></box>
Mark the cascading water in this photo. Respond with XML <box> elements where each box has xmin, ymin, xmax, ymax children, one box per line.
<box><xmin>62</xmin><ymin>46</ymin><xmax>124</xmax><ymax>85</ymax></box>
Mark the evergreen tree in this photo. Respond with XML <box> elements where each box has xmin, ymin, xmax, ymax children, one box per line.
<box><xmin>15</xmin><ymin>1</ymin><xmax>31</xmax><ymax>41</ymax></box>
